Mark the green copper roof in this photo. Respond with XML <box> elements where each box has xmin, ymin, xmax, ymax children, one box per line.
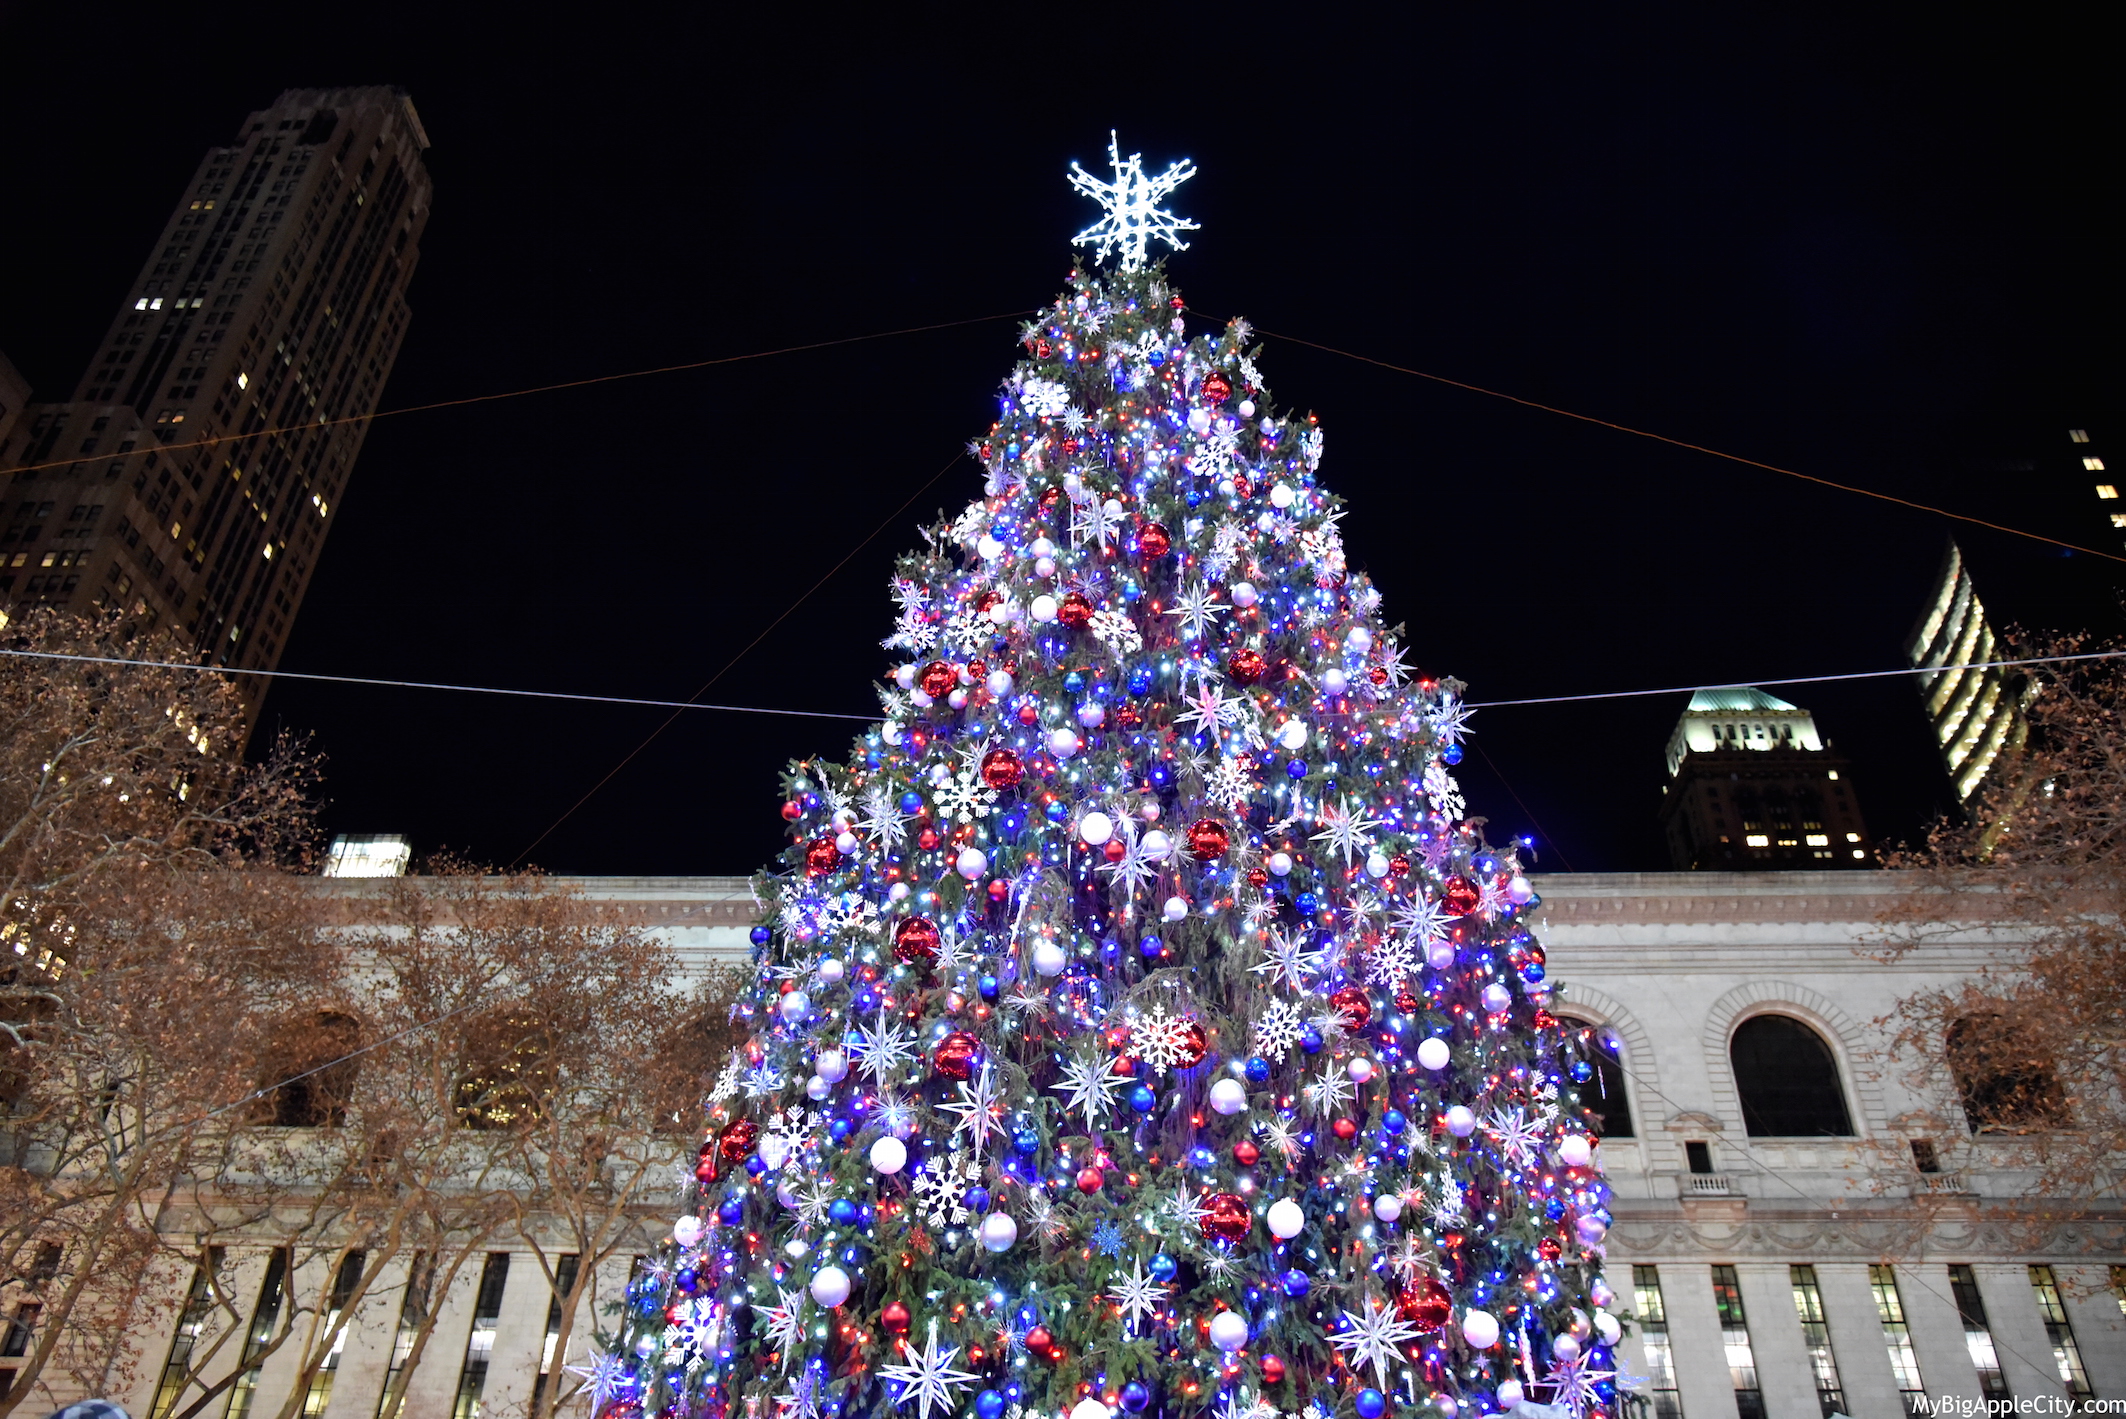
<box><xmin>1686</xmin><ymin>685</ymin><xmax>1800</xmax><ymax>713</ymax></box>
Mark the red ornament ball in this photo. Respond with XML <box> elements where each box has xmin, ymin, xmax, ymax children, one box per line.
<box><xmin>1025</xmin><ymin>1325</ymin><xmax>1054</xmax><ymax>1354</ymax></box>
<box><xmin>987</xmin><ymin>879</ymin><xmax>1012</xmax><ymax>903</ymax></box>
<box><xmin>934</xmin><ymin>1031</ymin><xmax>980</xmax><ymax>1080</ymax></box>
<box><xmin>1201</xmin><ymin>371</ymin><xmax>1233</xmax><ymax>405</ymax></box>
<box><xmin>1104</xmin><ymin>838</ymin><xmax>1128</xmax><ymax>863</ymax></box>
<box><xmin>1200</xmin><ymin>1192</ymin><xmax>1251</xmax><ymax>1244</ymax></box>
<box><xmin>1441</xmin><ymin>874</ymin><xmax>1481</xmax><ymax>916</ymax></box>
<box><xmin>1332</xmin><ymin>1116</ymin><xmax>1359</xmax><ymax>1141</ymax></box>
<box><xmin>1246</xmin><ymin>866</ymin><xmax>1269</xmax><ymax>888</ymax></box>
<box><xmin>1176</xmin><ymin>1021</ymin><xmax>1209</xmax><ymax>1069</ymax></box>
<box><xmin>1328</xmin><ymin>985</ymin><xmax>1372</xmax><ymax>1030</ymax></box>
<box><xmin>1397</xmin><ymin>1276</ymin><xmax>1454</xmax><ymax>1333</ymax></box>
<box><xmin>1395</xmin><ymin>990</ymin><xmax>1421</xmax><ymax>1015</ymax></box>
<box><xmin>1538</xmin><ymin>1237</ymin><xmax>1563</xmax><ymax>1262</ymax></box>
<box><xmin>1187</xmin><ymin>818</ymin><xmax>1231</xmax><ymax>860</ymax></box>
<box><xmin>780</xmin><ymin>800</ymin><xmax>803</xmax><ymax>822</ymax></box>
<box><xmin>1058</xmin><ymin>591</ymin><xmax>1094</xmax><ymax>629</ymax></box>
<box><xmin>980</xmin><ymin>748</ymin><xmax>1025</xmax><ymax>790</ymax></box>
<box><xmin>1076</xmin><ymin>1166</ymin><xmax>1105</xmax><ymax>1194</ymax></box>
<box><xmin>919</xmin><ymin>660</ymin><xmax>958</xmax><ymax>699</ymax></box>
<box><xmin>1227</xmin><ymin>648</ymin><xmax>1267</xmax><ymax>684</ymax></box>
<box><xmin>804</xmin><ymin>837</ymin><xmax>840</xmax><ymax>877</ymax></box>
<box><xmin>717</xmin><ymin>1119</ymin><xmax>758</xmax><ymax>1165</ymax></box>
<box><xmin>893</xmin><ymin>916</ymin><xmax>941</xmax><ymax>965</ymax></box>
<box><xmin>1389</xmin><ymin>854</ymin><xmax>1411</xmax><ymax>877</ymax></box>
<box><xmin>1233</xmin><ymin>1139</ymin><xmax>1261</xmax><ymax>1167</ymax></box>
<box><xmin>1017</xmin><ymin>702</ymin><xmax>1040</xmax><ymax>726</ymax></box>
<box><xmin>1232</xmin><ymin>472</ymin><xmax>1253</xmax><ymax>500</ymax></box>
<box><xmin>1260</xmin><ymin>1356</ymin><xmax>1285</xmax><ymax>1386</ymax></box>
<box><xmin>916</xmin><ymin>827</ymin><xmax>942</xmax><ymax>852</ymax></box>
<box><xmin>1139</xmin><ymin>522</ymin><xmax>1172</xmax><ymax>558</ymax></box>
<box><xmin>882</xmin><ymin>1301</ymin><xmax>912</xmax><ymax>1335</ymax></box>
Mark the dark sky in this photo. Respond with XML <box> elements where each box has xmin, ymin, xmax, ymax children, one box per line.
<box><xmin>0</xmin><ymin>5</ymin><xmax>2116</xmax><ymax>875</ymax></box>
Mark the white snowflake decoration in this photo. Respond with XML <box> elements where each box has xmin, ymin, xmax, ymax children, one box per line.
<box><xmin>932</xmin><ymin>768</ymin><xmax>997</xmax><ymax>824</ymax></box>
<box><xmin>1302</xmin><ymin>1064</ymin><xmax>1353</xmax><ymax>1117</ymax></box>
<box><xmin>757</xmin><ymin>1287</ymin><xmax>808</xmax><ymax>1365</ymax></box>
<box><xmin>848</xmin><ymin>1015</ymin><xmax>918</xmax><ymax>1085</ymax></box>
<box><xmin>1166</xmin><ymin>582</ymin><xmax>1226</xmax><ymax>642</ymax></box>
<box><xmin>1252</xmin><ymin>999</ymin><xmax>1306</xmax><ymax>1057</ymax></box>
<box><xmin>1067</xmin><ymin>132</ymin><xmax>1199</xmax><ymax>272</ymax></box>
<box><xmin>1204</xmin><ymin>754</ymin><xmax>1255</xmax><ymax>811</ymax></box>
<box><xmin>938</xmin><ymin>1061</ymin><xmax>1006</xmax><ymax>1159</ymax></box>
<box><xmin>1390</xmin><ymin>892</ymin><xmax>1451</xmax><ymax>946</ymax></box>
<box><xmin>1484</xmin><ymin>1106</ymin><xmax>1545</xmax><ymax>1170</ymax></box>
<box><xmin>859</xmin><ymin>785</ymin><xmax>911</xmax><ymax>849</ymax></box>
<box><xmin>1311</xmin><ymin>793</ymin><xmax>1383</xmax><ymax>866</ymax></box>
<box><xmin>1250</xmin><ymin>926</ymin><xmax>1326</xmax><ymax>993</ymax></box>
<box><xmin>1088</xmin><ymin>608</ymin><xmax>1143</xmax><ymax>657</ymax></box>
<box><xmin>908</xmin><ymin>1146</ymin><xmax>981</xmax><ymax>1230</ymax></box>
<box><xmin>763</xmin><ymin>1106</ymin><xmax>820</xmax><ymax>1156</ymax></box>
<box><xmin>1364</xmin><ymin>934</ymin><xmax>1416</xmax><ymax>987</ymax></box>
<box><xmin>1020</xmin><ymin>377</ymin><xmax>1071</xmax><ymax>418</ymax></box>
<box><xmin>1422</xmin><ymin>761</ymin><xmax>1467</xmax><ymax>822</ymax></box>
<box><xmin>1128</xmin><ymin>1004</ymin><xmax>1197</xmax><ymax>1076</ymax></box>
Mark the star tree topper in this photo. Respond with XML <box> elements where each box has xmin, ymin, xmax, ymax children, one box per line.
<box><xmin>1069</xmin><ymin>132</ymin><xmax>1199</xmax><ymax>272</ymax></box>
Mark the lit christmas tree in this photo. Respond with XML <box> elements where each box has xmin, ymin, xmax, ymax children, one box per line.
<box><xmin>599</xmin><ymin>137</ymin><xmax>1623</xmax><ymax>1419</ymax></box>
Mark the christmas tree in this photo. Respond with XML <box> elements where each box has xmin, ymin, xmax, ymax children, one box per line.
<box><xmin>597</xmin><ymin>137</ymin><xmax>1622</xmax><ymax>1419</ymax></box>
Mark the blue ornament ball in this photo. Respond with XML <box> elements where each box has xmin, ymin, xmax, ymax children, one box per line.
<box><xmin>1245</xmin><ymin>1056</ymin><xmax>1271</xmax><ymax>1085</ymax></box>
<box><xmin>1356</xmin><ymin>1389</ymin><xmax>1386</xmax><ymax>1419</ymax></box>
<box><xmin>1570</xmin><ymin>1059</ymin><xmax>1594</xmax><ymax>1083</ymax></box>
<box><xmin>964</xmin><ymin>1186</ymin><xmax>991</xmax><ymax>1215</ymax></box>
<box><xmin>1121</xmin><ymin>1382</ymin><xmax>1152</xmax><ymax>1413</ymax></box>
<box><xmin>1299</xmin><ymin>1025</ymin><xmax>1324</xmax><ymax>1055</ymax></box>
<box><xmin>1013</xmin><ymin>1128</ymin><xmax>1041</xmax><ymax>1156</ymax></box>
<box><xmin>1064</xmin><ymin>671</ymin><xmax>1086</xmax><ymax>694</ymax></box>
<box><xmin>1545</xmin><ymin>1198</ymin><xmax>1567</xmax><ymax>1221</ymax></box>
<box><xmin>1129</xmin><ymin>1084</ymin><xmax>1158</xmax><ymax>1114</ymax></box>
<box><xmin>976</xmin><ymin>1393</ymin><xmax>1007</xmax><ymax>1419</ymax></box>
<box><xmin>749</xmin><ymin>925</ymin><xmax>772</xmax><ymax>947</ymax></box>
<box><xmin>718</xmin><ymin>1194</ymin><xmax>745</xmax><ymax>1225</ymax></box>
<box><xmin>899</xmin><ymin>790</ymin><xmax>925</xmax><ymax>813</ymax></box>
<box><xmin>1045</xmin><ymin>799</ymin><xmax>1070</xmax><ymax>822</ymax></box>
<box><xmin>1281</xmin><ymin>1268</ymin><xmax>1311</xmax><ymax>1297</ymax></box>
<box><xmin>1441</xmin><ymin>744</ymin><xmax>1463</xmax><ymax>766</ymax></box>
<box><xmin>1139</xmin><ymin>935</ymin><xmax>1164</xmax><ymax>959</ymax></box>
<box><xmin>1147</xmin><ymin>1253</ymin><xmax>1177</xmax><ymax>1282</ymax></box>
<box><xmin>978</xmin><ymin>974</ymin><xmax>1001</xmax><ymax>1000</ymax></box>
<box><xmin>1382</xmin><ymin>1109</ymin><xmax>1407</xmax><ymax>1136</ymax></box>
<box><xmin>829</xmin><ymin>1119</ymin><xmax>853</xmax><ymax>1143</ymax></box>
<box><xmin>828</xmin><ymin>1198</ymin><xmax>859</xmax><ymax>1226</ymax></box>
<box><xmin>1286</xmin><ymin>758</ymin><xmax>1308</xmax><ymax>779</ymax></box>
<box><xmin>744</xmin><ymin>1155</ymin><xmax>768</xmax><ymax>1177</ymax></box>
<box><xmin>1128</xmin><ymin>666</ymin><xmax>1156</xmax><ymax>696</ymax></box>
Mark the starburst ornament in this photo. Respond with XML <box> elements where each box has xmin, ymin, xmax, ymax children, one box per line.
<box><xmin>1330</xmin><ymin>1297</ymin><xmax>1423</xmax><ymax>1389</ymax></box>
<box><xmin>1068</xmin><ymin>132</ymin><xmax>1200</xmax><ymax>272</ymax></box>
<box><xmin>1108</xmin><ymin>1256</ymin><xmax>1172</xmax><ymax>1330</ymax></box>
<box><xmin>879</xmin><ymin>1318</ymin><xmax>981</xmax><ymax>1419</ymax></box>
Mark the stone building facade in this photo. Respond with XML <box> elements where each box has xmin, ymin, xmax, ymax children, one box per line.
<box><xmin>16</xmin><ymin>871</ymin><xmax>2124</xmax><ymax>1417</ymax></box>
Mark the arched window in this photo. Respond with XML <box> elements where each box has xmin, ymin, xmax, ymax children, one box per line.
<box><xmin>1946</xmin><ymin>1015</ymin><xmax>2065</xmax><ymax>1132</ymax></box>
<box><xmin>1730</xmin><ymin>1014</ymin><xmax>1853</xmax><ymax>1136</ymax></box>
<box><xmin>256</xmin><ymin>1011</ymin><xmax>362</xmax><ymax>1127</ymax></box>
<box><xmin>1557</xmin><ymin>1017</ymin><xmax>1634</xmax><ymax>1138</ymax></box>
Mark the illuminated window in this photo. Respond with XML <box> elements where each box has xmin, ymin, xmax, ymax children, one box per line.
<box><xmin>1631</xmin><ymin>1268</ymin><xmax>1684</xmax><ymax>1419</ymax></box>
<box><xmin>1804</xmin><ymin>834</ymin><xmax>1829</xmax><ymax>846</ymax></box>
<box><xmin>236</xmin><ymin>371</ymin><xmax>249</xmax><ymax>389</ymax></box>
<box><xmin>2070</xmin><ymin>429</ymin><xmax>2090</xmax><ymax>443</ymax></box>
<box><xmin>1869</xmin><ymin>1266</ymin><xmax>1927</xmax><ymax>1415</ymax></box>
<box><xmin>1744</xmin><ymin>834</ymin><xmax>1769</xmax><ymax>847</ymax></box>
<box><xmin>1852</xmin><ymin>849</ymin><xmax>1866</xmax><ymax>859</ymax></box>
<box><xmin>1826</xmin><ymin>769</ymin><xmax>1840</xmax><ymax>780</ymax></box>
<box><xmin>2098</xmin><ymin>485</ymin><xmax>2118</xmax><ymax>499</ymax></box>
<box><xmin>1947</xmin><ymin>1266</ymin><xmax>2009</xmax><ymax>1402</ymax></box>
<box><xmin>2086</xmin><ymin>457</ymin><xmax>2107</xmax><ymax>471</ymax></box>
<box><xmin>2111</xmin><ymin>514</ymin><xmax>2126</xmax><ymax>528</ymax></box>
<box><xmin>1791</xmin><ymin>1266</ymin><xmax>1846</xmax><ymax>1417</ymax></box>
<box><xmin>1710</xmin><ymin>1267</ymin><xmax>1765</xmax><ymax>1419</ymax></box>
<box><xmin>1845</xmin><ymin>833</ymin><xmax>1862</xmax><ymax>843</ymax></box>
<box><xmin>2027</xmin><ymin>1267</ymin><xmax>2092</xmax><ymax>1400</ymax></box>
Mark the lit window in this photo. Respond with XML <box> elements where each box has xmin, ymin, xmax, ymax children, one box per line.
<box><xmin>134</xmin><ymin>297</ymin><xmax>150</xmax><ymax>310</ymax></box>
<box><xmin>2112</xmin><ymin>515</ymin><xmax>2126</xmax><ymax>528</ymax></box>
<box><xmin>2070</xmin><ymin>429</ymin><xmax>2090</xmax><ymax>443</ymax></box>
<box><xmin>1845</xmin><ymin>832</ymin><xmax>1861</xmax><ymax>843</ymax></box>
<box><xmin>2086</xmin><ymin>457</ymin><xmax>2107</xmax><ymax>471</ymax></box>
<box><xmin>262</xmin><ymin>543</ymin><xmax>274</xmax><ymax>560</ymax></box>
<box><xmin>2098</xmin><ymin>485</ymin><xmax>2118</xmax><ymax>499</ymax></box>
<box><xmin>150</xmin><ymin>297</ymin><xmax>163</xmax><ymax>310</ymax></box>
<box><xmin>1852</xmin><ymin>849</ymin><xmax>1866</xmax><ymax>858</ymax></box>
<box><xmin>236</xmin><ymin>372</ymin><xmax>249</xmax><ymax>389</ymax></box>
<box><xmin>1745</xmin><ymin>834</ymin><xmax>1770</xmax><ymax>847</ymax></box>
<box><xmin>1826</xmin><ymin>769</ymin><xmax>1840</xmax><ymax>780</ymax></box>
<box><xmin>1805</xmin><ymin>834</ymin><xmax>1829</xmax><ymax>847</ymax></box>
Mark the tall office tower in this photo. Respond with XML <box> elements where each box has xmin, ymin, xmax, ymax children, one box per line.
<box><xmin>1656</xmin><ymin>686</ymin><xmax>1875</xmax><ymax>870</ymax></box>
<box><xmin>0</xmin><ymin>87</ymin><xmax>430</xmax><ymax>728</ymax></box>
<box><xmin>1904</xmin><ymin>539</ymin><xmax>2028</xmax><ymax>802</ymax></box>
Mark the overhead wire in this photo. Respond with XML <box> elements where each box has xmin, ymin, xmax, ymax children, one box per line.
<box><xmin>0</xmin><ymin>308</ymin><xmax>1034</xmax><ymax>480</ymax></box>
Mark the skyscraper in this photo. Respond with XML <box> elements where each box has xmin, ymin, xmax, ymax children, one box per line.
<box><xmin>1656</xmin><ymin>686</ymin><xmax>1875</xmax><ymax>870</ymax></box>
<box><xmin>1904</xmin><ymin>539</ymin><xmax>2028</xmax><ymax>802</ymax></box>
<box><xmin>0</xmin><ymin>87</ymin><xmax>430</xmax><ymax>728</ymax></box>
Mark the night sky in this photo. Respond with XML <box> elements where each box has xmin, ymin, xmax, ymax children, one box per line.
<box><xmin>0</xmin><ymin>6</ymin><xmax>2116</xmax><ymax>876</ymax></box>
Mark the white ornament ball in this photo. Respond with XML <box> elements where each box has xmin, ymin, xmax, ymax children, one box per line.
<box><xmin>1445</xmin><ymin>1105</ymin><xmax>1478</xmax><ymax>1138</ymax></box>
<box><xmin>1507</xmin><ymin>875</ymin><xmax>1535</xmax><ymax>904</ymax></box>
<box><xmin>810</xmin><ymin>1265</ymin><xmax>851</xmax><ymax>1307</ymax></box>
<box><xmin>1552</xmin><ymin>1334</ymin><xmax>1581</xmax><ymax>1363</ymax></box>
<box><xmin>835</xmin><ymin>831</ymin><xmax>859</xmax><ymax>855</ymax></box>
<box><xmin>955</xmin><ymin>847</ymin><xmax>987</xmax><ymax>880</ymax></box>
<box><xmin>1032</xmin><ymin>940</ymin><xmax>1068</xmax><ymax>977</ymax></box>
<box><xmin>894</xmin><ymin>664</ymin><xmax>917</xmax><ymax>689</ymax></box>
<box><xmin>1238</xmin><ymin>399</ymin><xmax>1256</xmax><ymax>417</ymax></box>
<box><xmin>759</xmin><ymin>1134</ymin><xmax>791</xmax><ymax>1171</ymax></box>
<box><xmin>1481</xmin><ymin>983</ymin><xmax>1512</xmax><ymax>1014</ymax></box>
<box><xmin>980</xmin><ymin>1211</ymin><xmax>1019</xmax><ymax>1253</ymax></box>
<box><xmin>1590</xmin><ymin>1277</ymin><xmax>1617</xmax><ymax>1309</ymax></box>
<box><xmin>1139</xmin><ymin>800</ymin><xmax>1162</xmax><ymax>822</ymax></box>
<box><xmin>1365</xmin><ymin>851</ymin><xmax>1391</xmax><ymax>879</ymax></box>
<box><xmin>1048</xmin><ymin>727</ymin><xmax>1080</xmax><ymax>758</ymax></box>
<box><xmin>1346</xmin><ymin>626</ymin><xmax>1373</xmax><ymax>654</ymax></box>
<box><xmin>1079</xmin><ymin>811</ymin><xmax>1115</xmax><ymax>846</ymax></box>
<box><xmin>1461</xmin><ymin>1309</ymin><xmax>1501</xmax><ymax>1350</ymax></box>
<box><xmin>987</xmin><ymin>670</ymin><xmax>1014</xmax><ymax>696</ymax></box>
<box><xmin>1277</xmin><ymin>718</ymin><xmax>1308</xmax><ymax>750</ymax></box>
<box><xmin>1268</xmin><ymin>851</ymin><xmax>1293</xmax><ymax>877</ymax></box>
<box><xmin>818</xmin><ymin>957</ymin><xmax>847</xmax><ymax>985</ymax></box>
<box><xmin>673</xmin><ymin>1215</ymin><xmax>705</xmax><ymax>1248</ymax></box>
<box><xmin>1558</xmin><ymin>1134</ymin><xmax>1594</xmax><ymax>1168</ymax></box>
<box><xmin>1594</xmin><ymin>1310</ymin><xmax>1622</xmax><ymax>1345</ymax></box>
<box><xmin>1269</xmin><ymin>483</ymin><xmax>1296</xmax><ymax>509</ymax></box>
<box><xmin>977</xmin><ymin>534</ymin><xmax>1005</xmax><ymax>561</ymax></box>
<box><xmin>779</xmin><ymin>991</ymin><xmax>812</xmax><ymax>1024</ymax></box>
<box><xmin>1208</xmin><ymin>1078</ymin><xmax>1249</xmax><ymax>1116</ymax></box>
<box><xmin>1034</xmin><ymin>556</ymin><xmax>1057</xmax><ymax>578</ymax></box>
<box><xmin>1162</xmin><ymin>895</ymin><xmax>1189</xmax><ymax>922</ymax></box>
<box><xmin>882</xmin><ymin>721</ymin><xmax>905</xmax><ymax>746</ymax></box>
<box><xmin>987</xmin><ymin>600</ymin><xmax>1015</xmax><ymax>625</ymax></box>
<box><xmin>1569</xmin><ymin>1308</ymin><xmax>1592</xmax><ymax>1339</ymax></box>
<box><xmin>1267</xmin><ymin>1197</ymin><xmax>1306</xmax><ymax>1239</ymax></box>
<box><xmin>1417</xmin><ymin>1037</ymin><xmax>1452</xmax><ymax>1072</ymax></box>
<box><xmin>887</xmin><ymin>882</ymin><xmax>911</xmax><ymax>903</ymax></box>
<box><xmin>1426</xmin><ymin>938</ymin><xmax>1457</xmax><ymax>970</ymax></box>
<box><xmin>1072</xmin><ymin>1401</ymin><xmax>1112</xmax><ymax>1419</ymax></box>
<box><xmin>1322</xmin><ymin>668</ymin><xmax>1349</xmax><ymax>695</ymax></box>
<box><xmin>1346</xmin><ymin>1056</ymin><xmax>1375</xmax><ymax>1083</ymax></box>
<box><xmin>806</xmin><ymin>1074</ymin><xmax>831</xmax><ymax>1101</ymax></box>
<box><xmin>1141</xmin><ymin>829</ymin><xmax>1172</xmax><ymax>860</ymax></box>
<box><xmin>1373</xmin><ymin>1193</ymin><xmax>1402</xmax><ymax>1222</ymax></box>
<box><xmin>1208</xmin><ymin>1311</ymin><xmax>1250</xmax><ymax>1352</ymax></box>
<box><xmin>1187</xmin><ymin>407</ymin><xmax>1213</xmax><ymax>435</ymax></box>
<box><xmin>869</xmin><ymin>1135</ymin><xmax>908</xmax><ymax>1175</ymax></box>
<box><xmin>1104</xmin><ymin>497</ymin><xmax>1125</xmax><ymax>521</ymax></box>
<box><xmin>947</xmin><ymin>689</ymin><xmax>969</xmax><ymax>711</ymax></box>
<box><xmin>1495</xmin><ymin>1382</ymin><xmax>1524</xmax><ymax>1410</ymax></box>
<box><xmin>908</xmin><ymin>689</ymin><xmax>933</xmax><ymax>709</ymax></box>
<box><xmin>1231</xmin><ymin>581</ymin><xmax>1259</xmax><ymax>608</ymax></box>
<box><xmin>1031</xmin><ymin>537</ymin><xmax>1056</xmax><ymax>557</ymax></box>
<box><xmin>816</xmin><ymin>1048</ymin><xmax>849</xmax><ymax>1082</ymax></box>
<box><xmin>1077</xmin><ymin>701</ymin><xmax>1106</xmax><ymax>728</ymax></box>
<box><xmin>1031</xmin><ymin>594</ymin><xmax>1059</xmax><ymax>623</ymax></box>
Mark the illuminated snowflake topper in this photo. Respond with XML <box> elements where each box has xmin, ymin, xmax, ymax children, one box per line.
<box><xmin>1068</xmin><ymin>131</ymin><xmax>1199</xmax><ymax>271</ymax></box>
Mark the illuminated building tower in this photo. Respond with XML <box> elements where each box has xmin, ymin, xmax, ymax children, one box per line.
<box><xmin>1656</xmin><ymin>686</ymin><xmax>1875</xmax><ymax>870</ymax></box>
<box><xmin>1904</xmin><ymin>539</ymin><xmax>2029</xmax><ymax>802</ymax></box>
<box><xmin>0</xmin><ymin>87</ymin><xmax>430</xmax><ymax>730</ymax></box>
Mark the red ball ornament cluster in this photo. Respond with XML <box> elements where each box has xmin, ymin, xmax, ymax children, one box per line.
<box><xmin>1058</xmin><ymin>591</ymin><xmax>1094</xmax><ymax>629</ymax></box>
<box><xmin>893</xmin><ymin>916</ymin><xmax>941</xmax><ymax>965</ymax></box>
<box><xmin>1186</xmin><ymin>818</ymin><xmax>1231</xmax><ymax>860</ymax></box>
<box><xmin>1329</xmin><ymin>985</ymin><xmax>1371</xmax><ymax>1030</ymax></box>
<box><xmin>1139</xmin><ymin>522</ymin><xmax>1171</xmax><ymax>558</ymax></box>
<box><xmin>1397</xmin><ymin>1276</ymin><xmax>1453</xmax><ymax>1333</ymax></box>
<box><xmin>804</xmin><ymin>837</ymin><xmax>839</xmax><ymax>876</ymax></box>
<box><xmin>1200</xmin><ymin>371</ymin><xmax>1233</xmax><ymax>404</ymax></box>
<box><xmin>716</xmin><ymin>1119</ymin><xmax>758</xmax><ymax>1165</ymax></box>
<box><xmin>1441</xmin><ymin>874</ymin><xmax>1482</xmax><ymax>916</ymax></box>
<box><xmin>933</xmin><ymin>1031</ymin><xmax>980</xmax><ymax>1080</ymax></box>
<box><xmin>980</xmin><ymin>747</ymin><xmax>1024</xmax><ymax>790</ymax></box>
<box><xmin>918</xmin><ymin>660</ymin><xmax>957</xmax><ymax>699</ymax></box>
<box><xmin>1226</xmin><ymin>648</ymin><xmax>1267</xmax><ymax>685</ymax></box>
<box><xmin>1200</xmin><ymin>1191</ymin><xmax>1251</xmax><ymax>1243</ymax></box>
